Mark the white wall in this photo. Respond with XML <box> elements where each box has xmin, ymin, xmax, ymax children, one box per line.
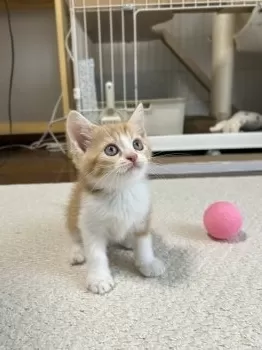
<box><xmin>0</xmin><ymin>9</ymin><xmax>61</xmax><ymax>125</ymax></box>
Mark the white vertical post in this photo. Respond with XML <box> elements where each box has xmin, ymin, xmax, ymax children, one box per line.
<box><xmin>121</xmin><ymin>6</ymin><xmax>127</xmax><ymax>109</ymax></box>
<box><xmin>97</xmin><ymin>7</ymin><xmax>104</xmax><ymax>108</ymax></box>
<box><xmin>133</xmin><ymin>10</ymin><xmax>138</xmax><ymax>105</ymax></box>
<box><xmin>70</xmin><ymin>0</ymin><xmax>81</xmax><ymax>111</ymax></box>
<box><xmin>211</xmin><ymin>13</ymin><xmax>235</xmax><ymax>121</ymax></box>
<box><xmin>83</xmin><ymin>1</ymin><xmax>89</xmax><ymax>60</ymax></box>
<box><xmin>109</xmin><ymin>2</ymin><xmax>115</xmax><ymax>87</ymax></box>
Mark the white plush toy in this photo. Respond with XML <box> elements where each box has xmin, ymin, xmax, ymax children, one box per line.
<box><xmin>210</xmin><ymin>111</ymin><xmax>262</xmax><ymax>133</ymax></box>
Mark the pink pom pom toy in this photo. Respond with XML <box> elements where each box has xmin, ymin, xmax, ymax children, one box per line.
<box><xmin>203</xmin><ymin>201</ymin><xmax>245</xmax><ymax>242</ymax></box>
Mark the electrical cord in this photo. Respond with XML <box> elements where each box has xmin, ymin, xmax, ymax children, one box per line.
<box><xmin>0</xmin><ymin>0</ymin><xmax>15</xmax><ymax>171</ymax></box>
<box><xmin>3</xmin><ymin>0</ymin><xmax>14</xmax><ymax>135</ymax></box>
<box><xmin>27</xmin><ymin>27</ymin><xmax>75</xmax><ymax>154</ymax></box>
<box><xmin>0</xmin><ymin>21</ymin><xmax>72</xmax><ymax>170</ymax></box>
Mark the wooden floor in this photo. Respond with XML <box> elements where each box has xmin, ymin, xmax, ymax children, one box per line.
<box><xmin>0</xmin><ymin>149</ymin><xmax>76</xmax><ymax>185</ymax></box>
<box><xmin>1</xmin><ymin>149</ymin><xmax>262</xmax><ymax>185</ymax></box>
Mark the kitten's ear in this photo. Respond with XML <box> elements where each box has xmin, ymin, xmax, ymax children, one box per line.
<box><xmin>66</xmin><ymin>110</ymin><xmax>96</xmax><ymax>154</ymax></box>
<box><xmin>128</xmin><ymin>103</ymin><xmax>146</xmax><ymax>136</ymax></box>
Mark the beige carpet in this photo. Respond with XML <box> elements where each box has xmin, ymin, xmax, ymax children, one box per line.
<box><xmin>1</xmin><ymin>177</ymin><xmax>262</xmax><ymax>349</ymax></box>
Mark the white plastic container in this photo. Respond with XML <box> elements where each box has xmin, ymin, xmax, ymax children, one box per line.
<box><xmin>143</xmin><ymin>98</ymin><xmax>186</xmax><ymax>136</ymax></box>
<box><xmin>83</xmin><ymin>97</ymin><xmax>186</xmax><ymax>136</ymax></box>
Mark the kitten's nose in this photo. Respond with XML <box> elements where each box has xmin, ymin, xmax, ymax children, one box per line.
<box><xmin>126</xmin><ymin>153</ymin><xmax>138</xmax><ymax>164</ymax></box>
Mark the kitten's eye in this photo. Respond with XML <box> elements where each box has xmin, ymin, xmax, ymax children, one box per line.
<box><xmin>104</xmin><ymin>144</ymin><xmax>119</xmax><ymax>156</ymax></box>
<box><xmin>133</xmin><ymin>138</ymin><xmax>144</xmax><ymax>151</ymax></box>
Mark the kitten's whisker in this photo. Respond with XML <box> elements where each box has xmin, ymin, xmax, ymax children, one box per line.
<box><xmin>150</xmin><ymin>161</ymin><xmax>177</xmax><ymax>167</ymax></box>
<box><xmin>149</xmin><ymin>164</ymin><xmax>182</xmax><ymax>178</ymax></box>
<box><xmin>90</xmin><ymin>168</ymin><xmax>117</xmax><ymax>192</ymax></box>
<box><xmin>148</xmin><ymin>160</ymin><xmax>179</xmax><ymax>178</ymax></box>
<box><xmin>152</xmin><ymin>151</ymin><xmax>195</xmax><ymax>157</ymax></box>
<box><xmin>83</xmin><ymin>167</ymin><xmax>103</xmax><ymax>178</ymax></box>
<box><xmin>83</xmin><ymin>164</ymin><xmax>113</xmax><ymax>178</ymax></box>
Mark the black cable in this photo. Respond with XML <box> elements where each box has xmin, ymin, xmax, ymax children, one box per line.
<box><xmin>4</xmin><ymin>0</ymin><xmax>14</xmax><ymax>135</ymax></box>
<box><xmin>0</xmin><ymin>0</ymin><xmax>15</xmax><ymax>171</ymax></box>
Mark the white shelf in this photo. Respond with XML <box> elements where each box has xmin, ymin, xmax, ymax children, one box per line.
<box><xmin>149</xmin><ymin>132</ymin><xmax>262</xmax><ymax>152</ymax></box>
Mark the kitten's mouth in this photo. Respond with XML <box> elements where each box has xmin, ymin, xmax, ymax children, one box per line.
<box><xmin>119</xmin><ymin>162</ymin><xmax>145</xmax><ymax>175</ymax></box>
<box><xmin>126</xmin><ymin>162</ymin><xmax>142</xmax><ymax>172</ymax></box>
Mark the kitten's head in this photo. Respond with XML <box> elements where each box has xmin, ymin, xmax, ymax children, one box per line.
<box><xmin>67</xmin><ymin>103</ymin><xmax>151</xmax><ymax>191</ymax></box>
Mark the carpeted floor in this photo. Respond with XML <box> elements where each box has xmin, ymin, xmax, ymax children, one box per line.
<box><xmin>0</xmin><ymin>178</ymin><xmax>262</xmax><ymax>349</ymax></box>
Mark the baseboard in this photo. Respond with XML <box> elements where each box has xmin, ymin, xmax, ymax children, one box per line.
<box><xmin>148</xmin><ymin>160</ymin><xmax>262</xmax><ymax>177</ymax></box>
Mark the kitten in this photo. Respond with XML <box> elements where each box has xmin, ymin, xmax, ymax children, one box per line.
<box><xmin>210</xmin><ymin>111</ymin><xmax>262</xmax><ymax>133</ymax></box>
<box><xmin>66</xmin><ymin>103</ymin><xmax>165</xmax><ymax>294</ymax></box>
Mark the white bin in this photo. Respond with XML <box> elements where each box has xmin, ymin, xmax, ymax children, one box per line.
<box><xmin>83</xmin><ymin>98</ymin><xmax>186</xmax><ymax>137</ymax></box>
<box><xmin>143</xmin><ymin>98</ymin><xmax>186</xmax><ymax>136</ymax></box>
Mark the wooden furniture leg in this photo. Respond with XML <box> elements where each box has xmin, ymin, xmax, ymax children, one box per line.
<box><xmin>54</xmin><ymin>0</ymin><xmax>71</xmax><ymax>116</ymax></box>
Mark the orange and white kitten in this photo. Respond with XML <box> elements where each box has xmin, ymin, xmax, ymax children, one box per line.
<box><xmin>66</xmin><ymin>103</ymin><xmax>165</xmax><ymax>294</ymax></box>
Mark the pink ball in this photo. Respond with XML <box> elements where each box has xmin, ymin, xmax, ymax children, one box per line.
<box><xmin>203</xmin><ymin>201</ymin><xmax>243</xmax><ymax>240</ymax></box>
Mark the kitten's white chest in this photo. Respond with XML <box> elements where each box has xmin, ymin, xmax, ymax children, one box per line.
<box><xmin>80</xmin><ymin>180</ymin><xmax>150</xmax><ymax>240</ymax></box>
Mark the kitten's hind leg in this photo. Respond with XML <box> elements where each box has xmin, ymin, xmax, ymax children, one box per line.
<box><xmin>66</xmin><ymin>190</ymin><xmax>85</xmax><ymax>265</ymax></box>
<box><xmin>70</xmin><ymin>242</ymin><xmax>85</xmax><ymax>265</ymax></box>
<box><xmin>120</xmin><ymin>233</ymin><xmax>134</xmax><ymax>250</ymax></box>
<box><xmin>70</xmin><ymin>230</ymin><xmax>85</xmax><ymax>265</ymax></box>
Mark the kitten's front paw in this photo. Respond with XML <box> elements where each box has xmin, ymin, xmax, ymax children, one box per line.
<box><xmin>86</xmin><ymin>274</ymin><xmax>115</xmax><ymax>294</ymax></box>
<box><xmin>137</xmin><ymin>258</ymin><xmax>165</xmax><ymax>278</ymax></box>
